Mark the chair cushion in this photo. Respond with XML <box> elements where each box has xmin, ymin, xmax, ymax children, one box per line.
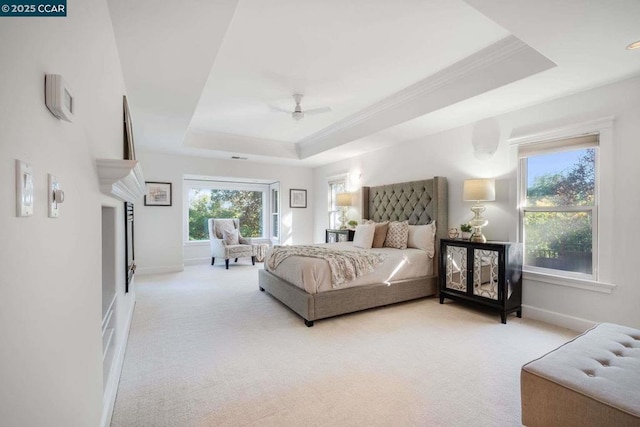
<box><xmin>214</xmin><ymin>219</ymin><xmax>237</xmax><ymax>239</ymax></box>
<box><xmin>223</xmin><ymin>229</ymin><xmax>239</xmax><ymax>245</ymax></box>
<box><xmin>225</xmin><ymin>244</ymin><xmax>253</xmax><ymax>257</ymax></box>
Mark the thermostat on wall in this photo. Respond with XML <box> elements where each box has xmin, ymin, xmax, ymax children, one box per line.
<box><xmin>45</xmin><ymin>74</ymin><xmax>74</xmax><ymax>122</ymax></box>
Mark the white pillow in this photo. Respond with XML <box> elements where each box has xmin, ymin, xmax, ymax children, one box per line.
<box><xmin>222</xmin><ymin>228</ymin><xmax>239</xmax><ymax>245</ymax></box>
<box><xmin>352</xmin><ymin>224</ymin><xmax>376</xmax><ymax>249</ymax></box>
<box><xmin>384</xmin><ymin>221</ymin><xmax>409</xmax><ymax>249</ymax></box>
<box><xmin>407</xmin><ymin>221</ymin><xmax>436</xmax><ymax>257</ymax></box>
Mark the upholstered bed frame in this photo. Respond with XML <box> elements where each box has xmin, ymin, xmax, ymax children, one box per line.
<box><xmin>258</xmin><ymin>177</ymin><xmax>448</xmax><ymax>326</ymax></box>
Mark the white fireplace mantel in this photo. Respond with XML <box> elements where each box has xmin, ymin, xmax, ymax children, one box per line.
<box><xmin>96</xmin><ymin>159</ymin><xmax>145</xmax><ymax>203</ymax></box>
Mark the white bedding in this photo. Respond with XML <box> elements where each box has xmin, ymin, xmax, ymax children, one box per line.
<box><xmin>264</xmin><ymin>242</ymin><xmax>434</xmax><ymax>294</ymax></box>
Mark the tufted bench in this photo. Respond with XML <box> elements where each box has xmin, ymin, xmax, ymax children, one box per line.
<box><xmin>521</xmin><ymin>323</ymin><xmax>640</xmax><ymax>426</ymax></box>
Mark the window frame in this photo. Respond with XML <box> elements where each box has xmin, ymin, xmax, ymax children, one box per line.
<box><xmin>328</xmin><ymin>175</ymin><xmax>347</xmax><ymax>229</ymax></box>
<box><xmin>509</xmin><ymin>116</ymin><xmax>616</xmax><ymax>293</ymax></box>
<box><xmin>269</xmin><ymin>182</ymin><xmax>280</xmax><ymax>245</ymax></box>
<box><xmin>518</xmin><ymin>139</ymin><xmax>598</xmax><ymax>281</ymax></box>
<box><xmin>183</xmin><ymin>179</ymin><xmax>270</xmax><ymax>244</ymax></box>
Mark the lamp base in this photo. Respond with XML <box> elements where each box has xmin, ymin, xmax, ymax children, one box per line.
<box><xmin>470</xmin><ymin>231</ymin><xmax>487</xmax><ymax>243</ymax></box>
<box><xmin>469</xmin><ymin>203</ymin><xmax>489</xmax><ymax>243</ymax></box>
<box><xmin>338</xmin><ymin>208</ymin><xmax>348</xmax><ymax>230</ymax></box>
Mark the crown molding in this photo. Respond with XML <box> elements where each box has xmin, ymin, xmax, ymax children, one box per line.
<box><xmin>96</xmin><ymin>159</ymin><xmax>146</xmax><ymax>203</ymax></box>
<box><xmin>297</xmin><ymin>36</ymin><xmax>530</xmax><ymax>149</ymax></box>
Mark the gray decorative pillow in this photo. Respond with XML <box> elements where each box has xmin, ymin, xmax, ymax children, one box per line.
<box><xmin>222</xmin><ymin>229</ymin><xmax>239</xmax><ymax>245</ymax></box>
<box><xmin>384</xmin><ymin>221</ymin><xmax>409</xmax><ymax>249</ymax></box>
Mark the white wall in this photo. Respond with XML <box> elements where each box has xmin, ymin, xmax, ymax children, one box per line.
<box><xmin>0</xmin><ymin>2</ymin><xmax>133</xmax><ymax>425</ymax></box>
<box><xmin>313</xmin><ymin>75</ymin><xmax>640</xmax><ymax>330</ymax></box>
<box><xmin>135</xmin><ymin>150</ymin><xmax>314</xmax><ymax>273</ymax></box>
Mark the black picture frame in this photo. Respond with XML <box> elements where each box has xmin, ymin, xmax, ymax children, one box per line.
<box><xmin>290</xmin><ymin>189</ymin><xmax>307</xmax><ymax>208</ymax></box>
<box><xmin>144</xmin><ymin>182</ymin><xmax>172</xmax><ymax>206</ymax></box>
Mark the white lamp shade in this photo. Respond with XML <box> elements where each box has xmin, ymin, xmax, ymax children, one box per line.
<box><xmin>335</xmin><ymin>193</ymin><xmax>352</xmax><ymax>207</ymax></box>
<box><xmin>463</xmin><ymin>179</ymin><xmax>495</xmax><ymax>202</ymax></box>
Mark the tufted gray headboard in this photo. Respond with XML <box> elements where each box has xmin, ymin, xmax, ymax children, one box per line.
<box><xmin>362</xmin><ymin>177</ymin><xmax>448</xmax><ymax>273</ymax></box>
<box><xmin>362</xmin><ymin>177</ymin><xmax>447</xmax><ymax>226</ymax></box>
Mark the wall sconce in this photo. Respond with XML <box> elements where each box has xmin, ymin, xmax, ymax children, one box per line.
<box><xmin>335</xmin><ymin>192</ymin><xmax>352</xmax><ymax>230</ymax></box>
<box><xmin>463</xmin><ymin>179</ymin><xmax>495</xmax><ymax>242</ymax></box>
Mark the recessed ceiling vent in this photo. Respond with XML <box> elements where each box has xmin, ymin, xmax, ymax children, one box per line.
<box><xmin>231</xmin><ymin>156</ymin><xmax>248</xmax><ymax>160</ymax></box>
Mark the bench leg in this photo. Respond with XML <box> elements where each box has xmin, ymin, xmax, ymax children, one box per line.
<box><xmin>211</xmin><ymin>257</ymin><xmax>215</xmax><ymax>266</ymax></box>
<box><xmin>304</xmin><ymin>319</ymin><xmax>314</xmax><ymax>327</ymax></box>
<box><xmin>225</xmin><ymin>259</ymin><xmax>229</xmax><ymax>269</ymax></box>
<box><xmin>252</xmin><ymin>256</ymin><xmax>256</xmax><ymax>265</ymax></box>
<box><xmin>235</xmin><ymin>258</ymin><xmax>238</xmax><ymax>263</ymax></box>
<box><xmin>501</xmin><ymin>312</ymin><xmax>507</xmax><ymax>324</ymax></box>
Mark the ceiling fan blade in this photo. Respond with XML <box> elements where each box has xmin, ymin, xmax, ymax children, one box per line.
<box><xmin>268</xmin><ymin>105</ymin><xmax>291</xmax><ymax>114</ymax></box>
<box><xmin>304</xmin><ymin>107</ymin><xmax>332</xmax><ymax>115</ymax></box>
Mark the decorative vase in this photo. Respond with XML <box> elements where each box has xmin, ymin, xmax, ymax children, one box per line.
<box><xmin>448</xmin><ymin>228</ymin><xmax>460</xmax><ymax>239</ymax></box>
<box><xmin>461</xmin><ymin>231</ymin><xmax>472</xmax><ymax>240</ymax></box>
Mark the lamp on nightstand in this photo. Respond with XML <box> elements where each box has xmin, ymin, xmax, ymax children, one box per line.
<box><xmin>335</xmin><ymin>193</ymin><xmax>352</xmax><ymax>230</ymax></box>
<box><xmin>463</xmin><ymin>179</ymin><xmax>495</xmax><ymax>243</ymax></box>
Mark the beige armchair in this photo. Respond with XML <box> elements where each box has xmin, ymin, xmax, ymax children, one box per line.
<box><xmin>208</xmin><ymin>218</ymin><xmax>255</xmax><ymax>269</ymax></box>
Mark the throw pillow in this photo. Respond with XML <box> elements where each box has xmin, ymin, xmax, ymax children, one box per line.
<box><xmin>384</xmin><ymin>221</ymin><xmax>409</xmax><ymax>249</ymax></box>
<box><xmin>222</xmin><ymin>229</ymin><xmax>239</xmax><ymax>245</ymax></box>
<box><xmin>407</xmin><ymin>221</ymin><xmax>437</xmax><ymax>257</ymax></box>
<box><xmin>352</xmin><ymin>224</ymin><xmax>375</xmax><ymax>249</ymax></box>
<box><xmin>365</xmin><ymin>220</ymin><xmax>389</xmax><ymax>248</ymax></box>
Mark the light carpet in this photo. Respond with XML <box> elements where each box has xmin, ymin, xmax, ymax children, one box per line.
<box><xmin>111</xmin><ymin>264</ymin><xmax>576</xmax><ymax>427</ymax></box>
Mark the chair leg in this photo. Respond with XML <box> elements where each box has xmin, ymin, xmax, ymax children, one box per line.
<box><xmin>252</xmin><ymin>256</ymin><xmax>256</xmax><ymax>266</ymax></box>
<box><xmin>211</xmin><ymin>257</ymin><xmax>215</xmax><ymax>266</ymax></box>
<box><xmin>235</xmin><ymin>258</ymin><xmax>238</xmax><ymax>263</ymax></box>
<box><xmin>225</xmin><ymin>259</ymin><xmax>229</xmax><ymax>269</ymax></box>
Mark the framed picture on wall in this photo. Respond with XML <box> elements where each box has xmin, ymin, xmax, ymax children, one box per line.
<box><xmin>289</xmin><ymin>189</ymin><xmax>307</xmax><ymax>208</ymax></box>
<box><xmin>144</xmin><ymin>182</ymin><xmax>172</xmax><ymax>206</ymax></box>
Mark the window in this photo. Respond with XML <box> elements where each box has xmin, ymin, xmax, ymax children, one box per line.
<box><xmin>185</xmin><ymin>181</ymin><xmax>268</xmax><ymax>241</ymax></box>
<box><xmin>270</xmin><ymin>184</ymin><xmax>279</xmax><ymax>243</ymax></box>
<box><xmin>518</xmin><ymin>134</ymin><xmax>598</xmax><ymax>279</ymax></box>
<box><xmin>328</xmin><ymin>177</ymin><xmax>347</xmax><ymax>229</ymax></box>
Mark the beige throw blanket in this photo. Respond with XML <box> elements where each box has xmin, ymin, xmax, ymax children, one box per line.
<box><xmin>266</xmin><ymin>245</ymin><xmax>386</xmax><ymax>288</ymax></box>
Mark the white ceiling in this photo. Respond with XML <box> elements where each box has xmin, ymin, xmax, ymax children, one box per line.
<box><xmin>108</xmin><ymin>0</ymin><xmax>640</xmax><ymax>166</ymax></box>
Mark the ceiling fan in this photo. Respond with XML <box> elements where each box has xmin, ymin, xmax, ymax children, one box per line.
<box><xmin>270</xmin><ymin>94</ymin><xmax>331</xmax><ymax>121</ymax></box>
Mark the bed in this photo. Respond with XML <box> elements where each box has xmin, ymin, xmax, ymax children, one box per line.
<box><xmin>258</xmin><ymin>177</ymin><xmax>448</xmax><ymax>326</ymax></box>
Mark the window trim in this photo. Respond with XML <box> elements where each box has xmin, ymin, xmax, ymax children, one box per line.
<box><xmin>518</xmin><ymin>142</ymin><xmax>598</xmax><ymax>281</ymax></box>
<box><xmin>509</xmin><ymin>116</ymin><xmax>616</xmax><ymax>291</ymax></box>
<box><xmin>183</xmin><ymin>179</ymin><xmax>270</xmax><ymax>243</ymax></box>
<box><xmin>328</xmin><ymin>174</ymin><xmax>347</xmax><ymax>229</ymax></box>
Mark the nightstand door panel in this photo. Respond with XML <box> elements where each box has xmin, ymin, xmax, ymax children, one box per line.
<box><xmin>445</xmin><ymin>244</ymin><xmax>468</xmax><ymax>293</ymax></box>
<box><xmin>473</xmin><ymin>248</ymin><xmax>499</xmax><ymax>300</ymax></box>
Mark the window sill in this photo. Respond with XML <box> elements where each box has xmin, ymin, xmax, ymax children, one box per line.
<box><xmin>523</xmin><ymin>270</ymin><xmax>616</xmax><ymax>294</ymax></box>
<box><xmin>184</xmin><ymin>240</ymin><xmax>208</xmax><ymax>246</ymax></box>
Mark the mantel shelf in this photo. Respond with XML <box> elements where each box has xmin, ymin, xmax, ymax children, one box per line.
<box><xmin>96</xmin><ymin>159</ymin><xmax>145</xmax><ymax>203</ymax></box>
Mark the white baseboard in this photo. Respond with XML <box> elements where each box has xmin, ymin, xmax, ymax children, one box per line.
<box><xmin>136</xmin><ymin>265</ymin><xmax>184</xmax><ymax>275</ymax></box>
<box><xmin>101</xmin><ymin>298</ymin><xmax>136</xmax><ymax>427</ymax></box>
<box><xmin>522</xmin><ymin>304</ymin><xmax>597</xmax><ymax>332</ymax></box>
<box><xmin>184</xmin><ymin>257</ymin><xmax>209</xmax><ymax>266</ymax></box>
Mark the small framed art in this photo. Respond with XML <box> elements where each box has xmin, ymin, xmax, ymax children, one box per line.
<box><xmin>144</xmin><ymin>182</ymin><xmax>172</xmax><ymax>206</ymax></box>
<box><xmin>289</xmin><ymin>189</ymin><xmax>307</xmax><ymax>208</ymax></box>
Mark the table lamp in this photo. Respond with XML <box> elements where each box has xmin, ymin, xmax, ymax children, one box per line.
<box><xmin>335</xmin><ymin>193</ymin><xmax>352</xmax><ymax>230</ymax></box>
<box><xmin>463</xmin><ymin>179</ymin><xmax>495</xmax><ymax>243</ymax></box>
